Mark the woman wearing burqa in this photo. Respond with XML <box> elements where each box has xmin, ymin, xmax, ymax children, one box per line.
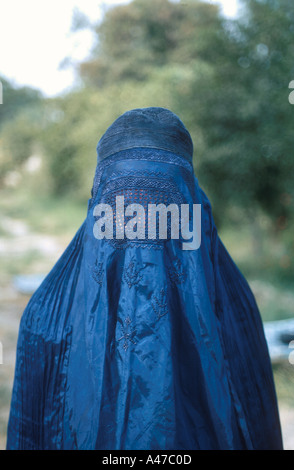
<box><xmin>7</xmin><ymin>107</ymin><xmax>283</xmax><ymax>450</ymax></box>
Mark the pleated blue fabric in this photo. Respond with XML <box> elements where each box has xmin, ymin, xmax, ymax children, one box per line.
<box><xmin>7</xmin><ymin>108</ymin><xmax>283</xmax><ymax>450</ymax></box>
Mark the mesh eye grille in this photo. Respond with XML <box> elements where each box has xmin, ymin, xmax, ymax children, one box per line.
<box><xmin>96</xmin><ymin>176</ymin><xmax>188</xmax><ymax>248</ymax></box>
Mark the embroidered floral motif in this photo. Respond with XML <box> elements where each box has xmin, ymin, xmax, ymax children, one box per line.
<box><xmin>108</xmin><ymin>238</ymin><xmax>164</xmax><ymax>250</ymax></box>
<box><xmin>151</xmin><ymin>289</ymin><xmax>168</xmax><ymax>320</ymax></box>
<box><xmin>168</xmin><ymin>256</ymin><xmax>186</xmax><ymax>285</ymax></box>
<box><xmin>118</xmin><ymin>316</ymin><xmax>137</xmax><ymax>351</ymax></box>
<box><xmin>108</xmin><ymin>169</ymin><xmax>171</xmax><ymax>180</ymax></box>
<box><xmin>91</xmin><ymin>260</ymin><xmax>104</xmax><ymax>286</ymax></box>
<box><xmin>124</xmin><ymin>261</ymin><xmax>143</xmax><ymax>289</ymax></box>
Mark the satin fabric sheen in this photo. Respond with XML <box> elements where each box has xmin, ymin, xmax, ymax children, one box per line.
<box><xmin>6</xmin><ymin>110</ymin><xmax>283</xmax><ymax>450</ymax></box>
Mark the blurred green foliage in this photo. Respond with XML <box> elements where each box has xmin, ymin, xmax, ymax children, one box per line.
<box><xmin>0</xmin><ymin>77</ymin><xmax>42</xmax><ymax>129</ymax></box>
<box><xmin>0</xmin><ymin>0</ymin><xmax>293</xmax><ymax>274</ymax></box>
<box><xmin>0</xmin><ymin>78</ymin><xmax>42</xmax><ymax>180</ymax></box>
<box><xmin>188</xmin><ymin>0</ymin><xmax>294</xmax><ymax>229</ymax></box>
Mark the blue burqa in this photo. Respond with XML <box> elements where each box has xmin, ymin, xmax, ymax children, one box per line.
<box><xmin>7</xmin><ymin>108</ymin><xmax>283</xmax><ymax>450</ymax></box>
